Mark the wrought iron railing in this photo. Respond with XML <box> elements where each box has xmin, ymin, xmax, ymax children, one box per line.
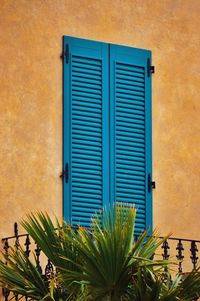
<box><xmin>1</xmin><ymin>223</ymin><xmax>200</xmax><ymax>300</ymax></box>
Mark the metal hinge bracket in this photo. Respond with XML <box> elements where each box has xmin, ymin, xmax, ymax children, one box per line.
<box><xmin>60</xmin><ymin>163</ymin><xmax>69</xmax><ymax>183</ymax></box>
<box><xmin>148</xmin><ymin>173</ymin><xmax>156</xmax><ymax>193</ymax></box>
<box><xmin>147</xmin><ymin>58</ymin><xmax>155</xmax><ymax>77</ymax></box>
<box><xmin>61</xmin><ymin>44</ymin><xmax>69</xmax><ymax>64</ymax></box>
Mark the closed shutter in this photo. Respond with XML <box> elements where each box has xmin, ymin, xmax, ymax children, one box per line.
<box><xmin>63</xmin><ymin>37</ymin><xmax>152</xmax><ymax>233</ymax></box>
<box><xmin>110</xmin><ymin>45</ymin><xmax>152</xmax><ymax>234</ymax></box>
<box><xmin>63</xmin><ymin>37</ymin><xmax>109</xmax><ymax>227</ymax></box>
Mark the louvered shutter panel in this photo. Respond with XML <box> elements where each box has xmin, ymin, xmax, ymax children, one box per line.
<box><xmin>109</xmin><ymin>44</ymin><xmax>152</xmax><ymax>234</ymax></box>
<box><xmin>63</xmin><ymin>37</ymin><xmax>109</xmax><ymax>227</ymax></box>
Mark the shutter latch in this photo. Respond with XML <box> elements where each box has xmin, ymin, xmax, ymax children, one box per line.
<box><xmin>148</xmin><ymin>173</ymin><xmax>156</xmax><ymax>192</ymax></box>
<box><xmin>147</xmin><ymin>58</ymin><xmax>155</xmax><ymax>77</ymax></box>
<box><xmin>60</xmin><ymin>163</ymin><xmax>69</xmax><ymax>183</ymax></box>
<box><xmin>60</xmin><ymin>44</ymin><xmax>69</xmax><ymax>64</ymax></box>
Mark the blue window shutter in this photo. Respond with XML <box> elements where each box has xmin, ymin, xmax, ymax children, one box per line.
<box><xmin>109</xmin><ymin>44</ymin><xmax>152</xmax><ymax>234</ymax></box>
<box><xmin>63</xmin><ymin>37</ymin><xmax>109</xmax><ymax>227</ymax></box>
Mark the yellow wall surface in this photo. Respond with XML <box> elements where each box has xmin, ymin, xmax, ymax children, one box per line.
<box><xmin>0</xmin><ymin>0</ymin><xmax>200</xmax><ymax>243</ymax></box>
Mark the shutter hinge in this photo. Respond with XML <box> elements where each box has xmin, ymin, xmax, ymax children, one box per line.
<box><xmin>60</xmin><ymin>163</ymin><xmax>69</xmax><ymax>183</ymax></box>
<box><xmin>148</xmin><ymin>173</ymin><xmax>156</xmax><ymax>193</ymax></box>
<box><xmin>60</xmin><ymin>44</ymin><xmax>69</xmax><ymax>64</ymax></box>
<box><xmin>147</xmin><ymin>58</ymin><xmax>155</xmax><ymax>77</ymax></box>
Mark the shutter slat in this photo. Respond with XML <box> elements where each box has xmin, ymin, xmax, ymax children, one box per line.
<box><xmin>117</xmin><ymin>192</ymin><xmax>145</xmax><ymax>199</ymax></box>
<box><xmin>72</xmin><ymin>85</ymin><xmax>102</xmax><ymax>95</ymax></box>
<box><xmin>116</xmin><ymin>152</ymin><xmax>145</xmax><ymax>162</ymax></box>
<box><xmin>72</xmin><ymin>135</ymin><xmax>101</xmax><ymax>143</ymax></box>
<box><xmin>116</xmin><ymin>78</ymin><xmax>144</xmax><ymax>87</ymax></box>
<box><xmin>73</xmin><ymin>101</ymin><xmax>101</xmax><ymax>110</ymax></box>
<box><xmin>73</xmin><ymin>125</ymin><xmax>101</xmax><ymax>133</ymax></box>
<box><xmin>117</xmin><ymin>167</ymin><xmax>145</xmax><ymax>176</ymax></box>
<box><xmin>72</xmin><ymin>62</ymin><xmax>102</xmax><ymax>71</ymax></box>
<box><xmin>117</xmin><ymin>111</ymin><xmax>145</xmax><ymax>120</ymax></box>
<box><xmin>116</xmin><ymin>73</ymin><xmax>144</xmax><ymax>83</ymax></box>
<box><xmin>117</xmin><ymin>156</ymin><xmax>145</xmax><ymax>165</ymax></box>
<box><xmin>72</xmin><ymin>91</ymin><xmax>102</xmax><ymax>99</ymax></box>
<box><xmin>72</xmin><ymin>66</ymin><xmax>101</xmax><ymax>76</ymax></box>
<box><xmin>116</xmin><ymin>178</ymin><xmax>145</xmax><ymax>185</ymax></box>
<box><xmin>72</xmin><ymin>160</ymin><xmax>102</xmax><ymax>168</ymax></box>
<box><xmin>72</xmin><ymin>170</ymin><xmax>102</xmax><ymax>177</ymax></box>
<box><xmin>72</xmin><ymin>106</ymin><xmax>101</xmax><ymax>114</ymax></box>
<box><xmin>72</xmin><ymin>202</ymin><xmax>102</xmax><ymax>209</ymax></box>
<box><xmin>72</xmin><ymin>119</ymin><xmax>101</xmax><ymax>128</ymax></box>
<box><xmin>116</xmin><ymin>92</ymin><xmax>144</xmax><ymax>101</ymax></box>
<box><xmin>116</xmin><ymin>63</ymin><xmax>144</xmax><ymax>73</ymax></box>
<box><xmin>72</xmin><ymin>139</ymin><xmax>102</xmax><ymax>147</ymax></box>
<box><xmin>117</xmin><ymin>134</ymin><xmax>144</xmax><ymax>142</ymax></box>
<box><xmin>117</xmin><ymin>106</ymin><xmax>144</xmax><ymax>114</ymax></box>
<box><xmin>73</xmin><ymin>154</ymin><xmax>102</xmax><ymax>161</ymax></box>
<box><xmin>71</xmin><ymin>142</ymin><xmax>101</xmax><ymax>151</ymax></box>
<box><xmin>117</xmin><ymin>186</ymin><xmax>145</xmax><ymax>193</ymax></box>
<box><xmin>72</xmin><ymin>131</ymin><xmax>102</xmax><ymax>139</ymax></box>
<box><xmin>116</xmin><ymin>102</ymin><xmax>144</xmax><ymax>111</ymax></box>
<box><xmin>72</xmin><ymin>76</ymin><xmax>101</xmax><ymax>85</ymax></box>
<box><xmin>72</xmin><ymin>60</ymin><xmax>102</xmax><ymax>69</ymax></box>
<box><xmin>72</xmin><ymin>55</ymin><xmax>102</xmax><ymax>66</ymax></box>
<box><xmin>72</xmin><ymin>211</ymin><xmax>100</xmax><ymax>218</ymax></box>
<box><xmin>116</xmin><ymin>142</ymin><xmax>145</xmax><ymax>152</ymax></box>
<box><xmin>116</xmin><ymin>116</ymin><xmax>145</xmax><ymax>125</ymax></box>
<box><xmin>72</xmin><ymin>71</ymin><xmax>101</xmax><ymax>81</ymax></box>
<box><xmin>72</xmin><ymin>186</ymin><xmax>102</xmax><ymax>194</ymax></box>
<box><xmin>116</xmin><ymin>94</ymin><xmax>145</xmax><ymax>102</ymax></box>
<box><xmin>72</xmin><ymin>192</ymin><xmax>102</xmax><ymax>199</ymax></box>
<box><xmin>71</xmin><ymin>148</ymin><xmax>101</xmax><ymax>156</ymax></box>
<box><xmin>72</xmin><ymin>114</ymin><xmax>102</xmax><ymax>123</ymax></box>
<box><xmin>72</xmin><ymin>177</ymin><xmax>101</xmax><ymax>183</ymax></box>
<box><xmin>116</xmin><ymin>88</ymin><xmax>144</xmax><ymax>97</ymax></box>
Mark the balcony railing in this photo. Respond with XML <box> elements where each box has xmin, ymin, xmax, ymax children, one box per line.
<box><xmin>1</xmin><ymin>222</ymin><xmax>200</xmax><ymax>300</ymax></box>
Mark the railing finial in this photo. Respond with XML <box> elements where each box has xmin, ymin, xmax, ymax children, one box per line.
<box><xmin>14</xmin><ymin>222</ymin><xmax>18</xmax><ymax>237</ymax></box>
<box><xmin>176</xmin><ymin>239</ymin><xmax>184</xmax><ymax>273</ymax></box>
<box><xmin>190</xmin><ymin>240</ymin><xmax>198</xmax><ymax>269</ymax></box>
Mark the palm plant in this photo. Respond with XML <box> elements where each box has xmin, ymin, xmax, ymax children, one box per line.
<box><xmin>130</xmin><ymin>267</ymin><xmax>200</xmax><ymax>301</ymax></box>
<box><xmin>0</xmin><ymin>204</ymin><xmax>200</xmax><ymax>301</ymax></box>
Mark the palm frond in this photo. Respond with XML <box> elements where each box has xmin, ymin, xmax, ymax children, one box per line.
<box><xmin>58</xmin><ymin>205</ymin><xmax>172</xmax><ymax>300</ymax></box>
<box><xmin>0</xmin><ymin>246</ymin><xmax>49</xmax><ymax>300</ymax></box>
<box><xmin>21</xmin><ymin>212</ymin><xmax>82</xmax><ymax>298</ymax></box>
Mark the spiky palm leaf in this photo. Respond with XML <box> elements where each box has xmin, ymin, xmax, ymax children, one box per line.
<box><xmin>56</xmin><ymin>205</ymin><xmax>170</xmax><ymax>300</ymax></box>
<box><xmin>21</xmin><ymin>212</ymin><xmax>83</xmax><ymax>299</ymax></box>
<box><xmin>0</xmin><ymin>246</ymin><xmax>49</xmax><ymax>300</ymax></box>
<box><xmin>130</xmin><ymin>267</ymin><xmax>200</xmax><ymax>301</ymax></box>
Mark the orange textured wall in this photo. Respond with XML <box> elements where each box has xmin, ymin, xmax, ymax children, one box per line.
<box><xmin>0</xmin><ymin>0</ymin><xmax>200</xmax><ymax>242</ymax></box>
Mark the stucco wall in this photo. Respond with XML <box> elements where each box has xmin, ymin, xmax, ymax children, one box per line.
<box><xmin>0</xmin><ymin>0</ymin><xmax>200</xmax><ymax>243</ymax></box>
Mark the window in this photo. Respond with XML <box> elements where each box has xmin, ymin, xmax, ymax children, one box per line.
<box><xmin>62</xmin><ymin>36</ymin><xmax>153</xmax><ymax>234</ymax></box>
